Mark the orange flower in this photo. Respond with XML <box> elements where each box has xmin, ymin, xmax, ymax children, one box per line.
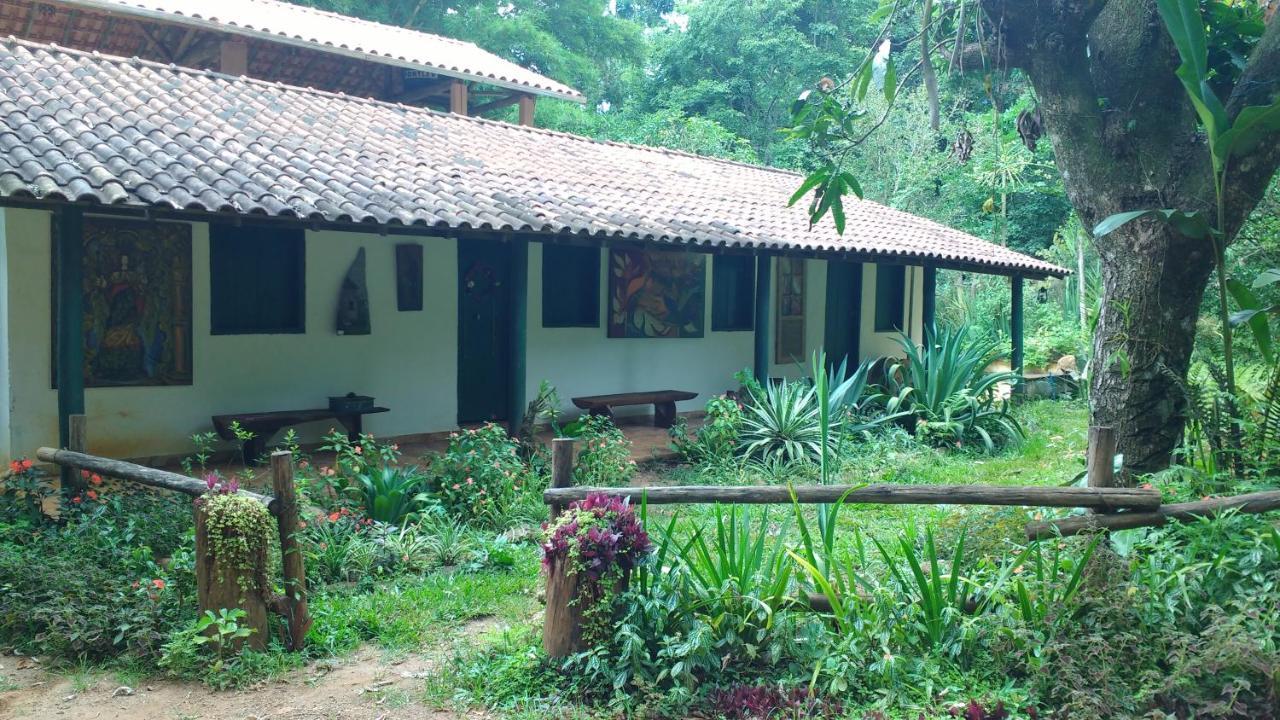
<box><xmin>71</xmin><ymin>496</ymin><xmax>82</xmax><ymax>504</ymax></box>
<box><xmin>328</xmin><ymin>512</ymin><xmax>341</xmax><ymax>522</ymax></box>
<box><xmin>20</xmin><ymin>459</ymin><xmax>32</xmax><ymax>470</ymax></box>
<box><xmin>86</xmin><ymin>490</ymin><xmax>98</xmax><ymax>501</ymax></box>
<box><xmin>7</xmin><ymin>461</ymin><xmax>18</xmax><ymax>473</ymax></box>
<box><xmin>152</xmin><ymin>578</ymin><xmax>166</xmax><ymax>590</ymax></box>
<box><xmin>90</xmin><ymin>474</ymin><xmax>102</xmax><ymax>486</ymax></box>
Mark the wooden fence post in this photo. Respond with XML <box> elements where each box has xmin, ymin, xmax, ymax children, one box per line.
<box><xmin>544</xmin><ymin>437</ymin><xmax>580</xmax><ymax>657</ymax></box>
<box><xmin>194</xmin><ymin>501</ymin><xmax>269</xmax><ymax>650</ymax></box>
<box><xmin>1087</xmin><ymin>426</ymin><xmax>1117</xmax><ymax>491</ymax></box>
<box><xmin>64</xmin><ymin>414</ymin><xmax>87</xmax><ymax>493</ymax></box>
<box><xmin>270</xmin><ymin>451</ymin><xmax>311</xmax><ymax>651</ymax></box>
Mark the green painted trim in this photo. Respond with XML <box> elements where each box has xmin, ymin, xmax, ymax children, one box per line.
<box><xmin>1011</xmin><ymin>274</ymin><xmax>1025</xmax><ymax>378</ymax></box>
<box><xmin>922</xmin><ymin>265</ymin><xmax>937</xmax><ymax>334</ymax></box>
<box><xmin>753</xmin><ymin>253</ymin><xmax>772</xmax><ymax>383</ymax></box>
<box><xmin>507</xmin><ymin>237</ymin><xmax>529</xmax><ymax>435</ymax></box>
<box><xmin>55</xmin><ymin>205</ymin><xmax>85</xmax><ymax>489</ymax></box>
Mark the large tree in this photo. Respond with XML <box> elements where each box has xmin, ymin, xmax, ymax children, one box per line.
<box><xmin>985</xmin><ymin>0</ymin><xmax>1279</xmax><ymax>474</ymax></box>
<box><xmin>798</xmin><ymin>0</ymin><xmax>1280</xmax><ymax>476</ymax></box>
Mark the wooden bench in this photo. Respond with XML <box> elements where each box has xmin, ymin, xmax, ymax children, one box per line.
<box><xmin>212</xmin><ymin>406</ymin><xmax>389</xmax><ymax>461</ymax></box>
<box><xmin>571</xmin><ymin>390</ymin><xmax>697</xmax><ymax>428</ymax></box>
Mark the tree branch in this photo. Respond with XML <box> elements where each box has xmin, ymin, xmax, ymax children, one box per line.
<box><xmin>1223</xmin><ymin>15</ymin><xmax>1280</xmax><ymax>237</ymax></box>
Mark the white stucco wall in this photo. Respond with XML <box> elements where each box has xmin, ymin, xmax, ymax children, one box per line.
<box><xmin>1</xmin><ymin>208</ymin><xmax>457</xmax><ymax>461</ymax></box>
<box><xmin>860</xmin><ymin>263</ymin><xmax>925</xmax><ymax>360</ymax></box>
<box><xmin>0</xmin><ymin>206</ymin><xmax>925</xmax><ymax>463</ymax></box>
<box><xmin>0</xmin><ymin>208</ymin><xmax>11</xmax><ymax>465</ymax></box>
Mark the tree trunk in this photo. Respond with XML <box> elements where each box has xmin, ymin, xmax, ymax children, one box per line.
<box><xmin>975</xmin><ymin>0</ymin><xmax>1280</xmax><ymax>478</ymax></box>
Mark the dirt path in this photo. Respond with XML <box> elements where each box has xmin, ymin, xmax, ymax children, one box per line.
<box><xmin>0</xmin><ymin>645</ymin><xmax>480</xmax><ymax>720</ymax></box>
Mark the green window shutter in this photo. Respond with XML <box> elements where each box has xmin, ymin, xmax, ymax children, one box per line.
<box><xmin>874</xmin><ymin>264</ymin><xmax>906</xmax><ymax>332</ymax></box>
<box><xmin>711</xmin><ymin>254</ymin><xmax>755</xmax><ymax>331</ymax></box>
<box><xmin>210</xmin><ymin>224</ymin><xmax>306</xmax><ymax>334</ymax></box>
<box><xmin>541</xmin><ymin>244</ymin><xmax>600</xmax><ymax>327</ymax></box>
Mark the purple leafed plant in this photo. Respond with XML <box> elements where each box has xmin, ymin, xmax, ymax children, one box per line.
<box><xmin>541</xmin><ymin>492</ymin><xmax>652</xmax><ymax>580</ymax></box>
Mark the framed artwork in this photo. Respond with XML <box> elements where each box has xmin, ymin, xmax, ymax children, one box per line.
<box><xmin>53</xmin><ymin>216</ymin><xmax>193</xmax><ymax>387</ymax></box>
<box><xmin>608</xmin><ymin>247</ymin><xmax>706</xmax><ymax>338</ymax></box>
<box><xmin>395</xmin><ymin>243</ymin><xmax>424</xmax><ymax>311</ymax></box>
<box><xmin>775</xmin><ymin>256</ymin><xmax>805</xmax><ymax>364</ymax></box>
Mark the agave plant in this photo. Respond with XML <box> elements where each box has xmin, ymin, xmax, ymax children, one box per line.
<box><xmin>739</xmin><ymin>379</ymin><xmax>823</xmax><ymax>463</ymax></box>
<box><xmin>349</xmin><ymin>465</ymin><xmax>433</xmax><ymax>525</ymax></box>
<box><xmin>877</xmin><ymin>325</ymin><xmax>1024</xmax><ymax>450</ymax></box>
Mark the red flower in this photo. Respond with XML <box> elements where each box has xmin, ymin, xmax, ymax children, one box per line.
<box><xmin>86</xmin><ymin>490</ymin><xmax>98</xmax><ymax>501</ymax></box>
<box><xmin>20</xmin><ymin>459</ymin><xmax>32</xmax><ymax>470</ymax></box>
<box><xmin>81</xmin><ymin>470</ymin><xmax>91</xmax><ymax>479</ymax></box>
<box><xmin>152</xmin><ymin>578</ymin><xmax>166</xmax><ymax>590</ymax></box>
<box><xmin>328</xmin><ymin>512</ymin><xmax>341</xmax><ymax>522</ymax></box>
<box><xmin>71</xmin><ymin>496</ymin><xmax>82</xmax><ymax>504</ymax></box>
<box><xmin>90</xmin><ymin>474</ymin><xmax>103</xmax><ymax>486</ymax></box>
<box><xmin>7</xmin><ymin>461</ymin><xmax>18</xmax><ymax>474</ymax></box>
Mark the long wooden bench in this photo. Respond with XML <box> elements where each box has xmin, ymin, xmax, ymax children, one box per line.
<box><xmin>212</xmin><ymin>406</ymin><xmax>389</xmax><ymax>461</ymax></box>
<box><xmin>571</xmin><ymin>390</ymin><xmax>697</xmax><ymax>428</ymax></box>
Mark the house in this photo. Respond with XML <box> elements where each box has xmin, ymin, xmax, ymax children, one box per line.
<box><xmin>0</xmin><ymin>11</ymin><xmax>1065</xmax><ymax>468</ymax></box>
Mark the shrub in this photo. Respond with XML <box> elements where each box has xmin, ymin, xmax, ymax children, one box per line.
<box><xmin>427</xmin><ymin>423</ymin><xmax>528</xmax><ymax>525</ymax></box>
<box><xmin>0</xmin><ymin>497</ymin><xmax>195</xmax><ymax>664</ymax></box>
<box><xmin>739</xmin><ymin>379</ymin><xmax>823</xmax><ymax>463</ymax></box>
<box><xmin>670</xmin><ymin>393</ymin><xmax>743</xmax><ymax>462</ymax></box>
<box><xmin>300</xmin><ymin>509</ymin><xmax>379</xmax><ymax>584</ymax></box>
<box><xmin>1</xmin><ymin>457</ymin><xmax>53</xmax><ymax>526</ymax></box>
<box><xmin>573</xmin><ymin>415</ymin><xmax>636</xmax><ymax>486</ymax></box>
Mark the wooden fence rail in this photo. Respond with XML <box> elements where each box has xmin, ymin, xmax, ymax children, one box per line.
<box><xmin>543</xmin><ymin>483</ymin><xmax>1162</xmax><ymax>512</ymax></box>
<box><xmin>37</xmin><ymin>447</ymin><xmax>276</xmax><ymax>512</ymax></box>
<box><xmin>1025</xmin><ymin>489</ymin><xmax>1280</xmax><ymax>539</ymax></box>
<box><xmin>36</xmin><ymin>445</ymin><xmax>308</xmax><ymax>651</ymax></box>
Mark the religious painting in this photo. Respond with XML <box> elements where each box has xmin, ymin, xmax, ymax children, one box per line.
<box><xmin>53</xmin><ymin>217</ymin><xmax>193</xmax><ymax>387</ymax></box>
<box><xmin>608</xmin><ymin>247</ymin><xmax>705</xmax><ymax>338</ymax></box>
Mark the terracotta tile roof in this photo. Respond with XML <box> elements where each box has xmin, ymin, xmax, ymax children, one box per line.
<box><xmin>0</xmin><ymin>39</ymin><xmax>1066</xmax><ymax>278</ymax></box>
<box><xmin>46</xmin><ymin>0</ymin><xmax>584</xmax><ymax>102</ymax></box>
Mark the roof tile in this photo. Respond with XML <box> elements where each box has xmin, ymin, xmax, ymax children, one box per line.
<box><xmin>0</xmin><ymin>39</ymin><xmax>1066</xmax><ymax>278</ymax></box>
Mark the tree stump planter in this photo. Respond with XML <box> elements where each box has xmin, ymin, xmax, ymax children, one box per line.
<box><xmin>543</xmin><ymin>557</ymin><xmax>631</xmax><ymax>658</ymax></box>
<box><xmin>194</xmin><ymin>496</ymin><xmax>273</xmax><ymax>651</ymax></box>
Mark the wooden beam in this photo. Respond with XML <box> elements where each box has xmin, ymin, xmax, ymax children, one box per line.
<box><xmin>544</xmin><ymin>483</ymin><xmax>1163</xmax><ymax>511</ymax></box>
<box><xmin>393</xmin><ymin>79</ymin><xmax>453</xmax><ymax>105</ymax></box>
<box><xmin>55</xmin><ymin>205</ymin><xmax>85</xmax><ymax>495</ymax></box>
<box><xmin>1026</xmin><ymin>490</ymin><xmax>1280</xmax><ymax>540</ymax></box>
<box><xmin>549</xmin><ymin>438</ymin><xmax>575</xmax><ymax>519</ymax></box>
<box><xmin>469</xmin><ymin>92</ymin><xmax>522</xmax><ymax>116</ymax></box>
<box><xmin>518</xmin><ymin>94</ymin><xmax>537</xmax><ymax>126</ymax></box>
<box><xmin>270</xmin><ymin>451</ymin><xmax>311</xmax><ymax>651</ymax></box>
<box><xmin>1087</xmin><ymin>426</ymin><xmax>1117</xmax><ymax>493</ymax></box>
<box><xmin>754</xmin><ymin>253</ymin><xmax>772</xmax><ymax>383</ymax></box>
<box><xmin>449</xmin><ymin>79</ymin><xmax>468</xmax><ymax>115</ymax></box>
<box><xmin>220</xmin><ymin>39</ymin><xmax>249</xmax><ymax>75</ymax></box>
<box><xmin>37</xmin><ymin>447</ymin><xmax>277</xmax><ymax>512</ymax></box>
<box><xmin>506</xmin><ymin>237</ymin><xmax>528</xmax><ymax>435</ymax></box>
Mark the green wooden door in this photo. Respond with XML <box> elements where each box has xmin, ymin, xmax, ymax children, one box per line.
<box><xmin>824</xmin><ymin>260</ymin><xmax>863</xmax><ymax>368</ymax></box>
<box><xmin>457</xmin><ymin>239</ymin><xmax>511</xmax><ymax>423</ymax></box>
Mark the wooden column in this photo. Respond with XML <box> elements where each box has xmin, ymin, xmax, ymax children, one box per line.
<box><xmin>1010</xmin><ymin>274</ymin><xmax>1024</xmax><ymax>386</ymax></box>
<box><xmin>55</xmin><ymin>205</ymin><xmax>85</xmax><ymax>495</ymax></box>
<box><xmin>219</xmin><ymin>40</ymin><xmax>249</xmax><ymax>75</ymax></box>
<box><xmin>506</xmin><ymin>237</ymin><xmax>528</xmax><ymax>436</ymax></box>
<box><xmin>753</xmin><ymin>253</ymin><xmax>772</xmax><ymax>384</ymax></box>
<box><xmin>921</xmin><ymin>265</ymin><xmax>937</xmax><ymax>337</ymax></box>
<box><xmin>450</xmin><ymin>80</ymin><xmax>469</xmax><ymax>115</ymax></box>
<box><xmin>518</xmin><ymin>94</ymin><xmax>537</xmax><ymax>126</ymax></box>
<box><xmin>270</xmin><ymin>451</ymin><xmax>311</xmax><ymax>651</ymax></box>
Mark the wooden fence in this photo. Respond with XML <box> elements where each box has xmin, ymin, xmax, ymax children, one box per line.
<box><xmin>35</xmin><ymin>445</ymin><xmax>311</xmax><ymax>652</ymax></box>
<box><xmin>539</xmin><ymin>429</ymin><xmax>1280</xmax><ymax>657</ymax></box>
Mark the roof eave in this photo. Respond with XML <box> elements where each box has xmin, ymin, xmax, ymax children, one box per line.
<box><xmin>59</xmin><ymin>0</ymin><xmax>587</xmax><ymax>103</ymax></box>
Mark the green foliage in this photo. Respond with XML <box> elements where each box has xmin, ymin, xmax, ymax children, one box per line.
<box><xmin>158</xmin><ymin>608</ymin><xmax>255</xmax><ymax>683</ymax></box>
<box><xmin>1</xmin><ymin>458</ymin><xmax>53</xmax><ymax>526</ymax></box>
<box><xmin>572</xmin><ymin>415</ymin><xmax>636</xmax><ymax>487</ymax></box>
<box><xmin>739</xmin><ymin>379</ymin><xmax>824</xmax><ymax>463</ymax></box>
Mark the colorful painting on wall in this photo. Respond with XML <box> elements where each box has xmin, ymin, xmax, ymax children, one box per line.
<box><xmin>54</xmin><ymin>217</ymin><xmax>193</xmax><ymax>387</ymax></box>
<box><xmin>608</xmin><ymin>247</ymin><xmax>705</xmax><ymax>338</ymax></box>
